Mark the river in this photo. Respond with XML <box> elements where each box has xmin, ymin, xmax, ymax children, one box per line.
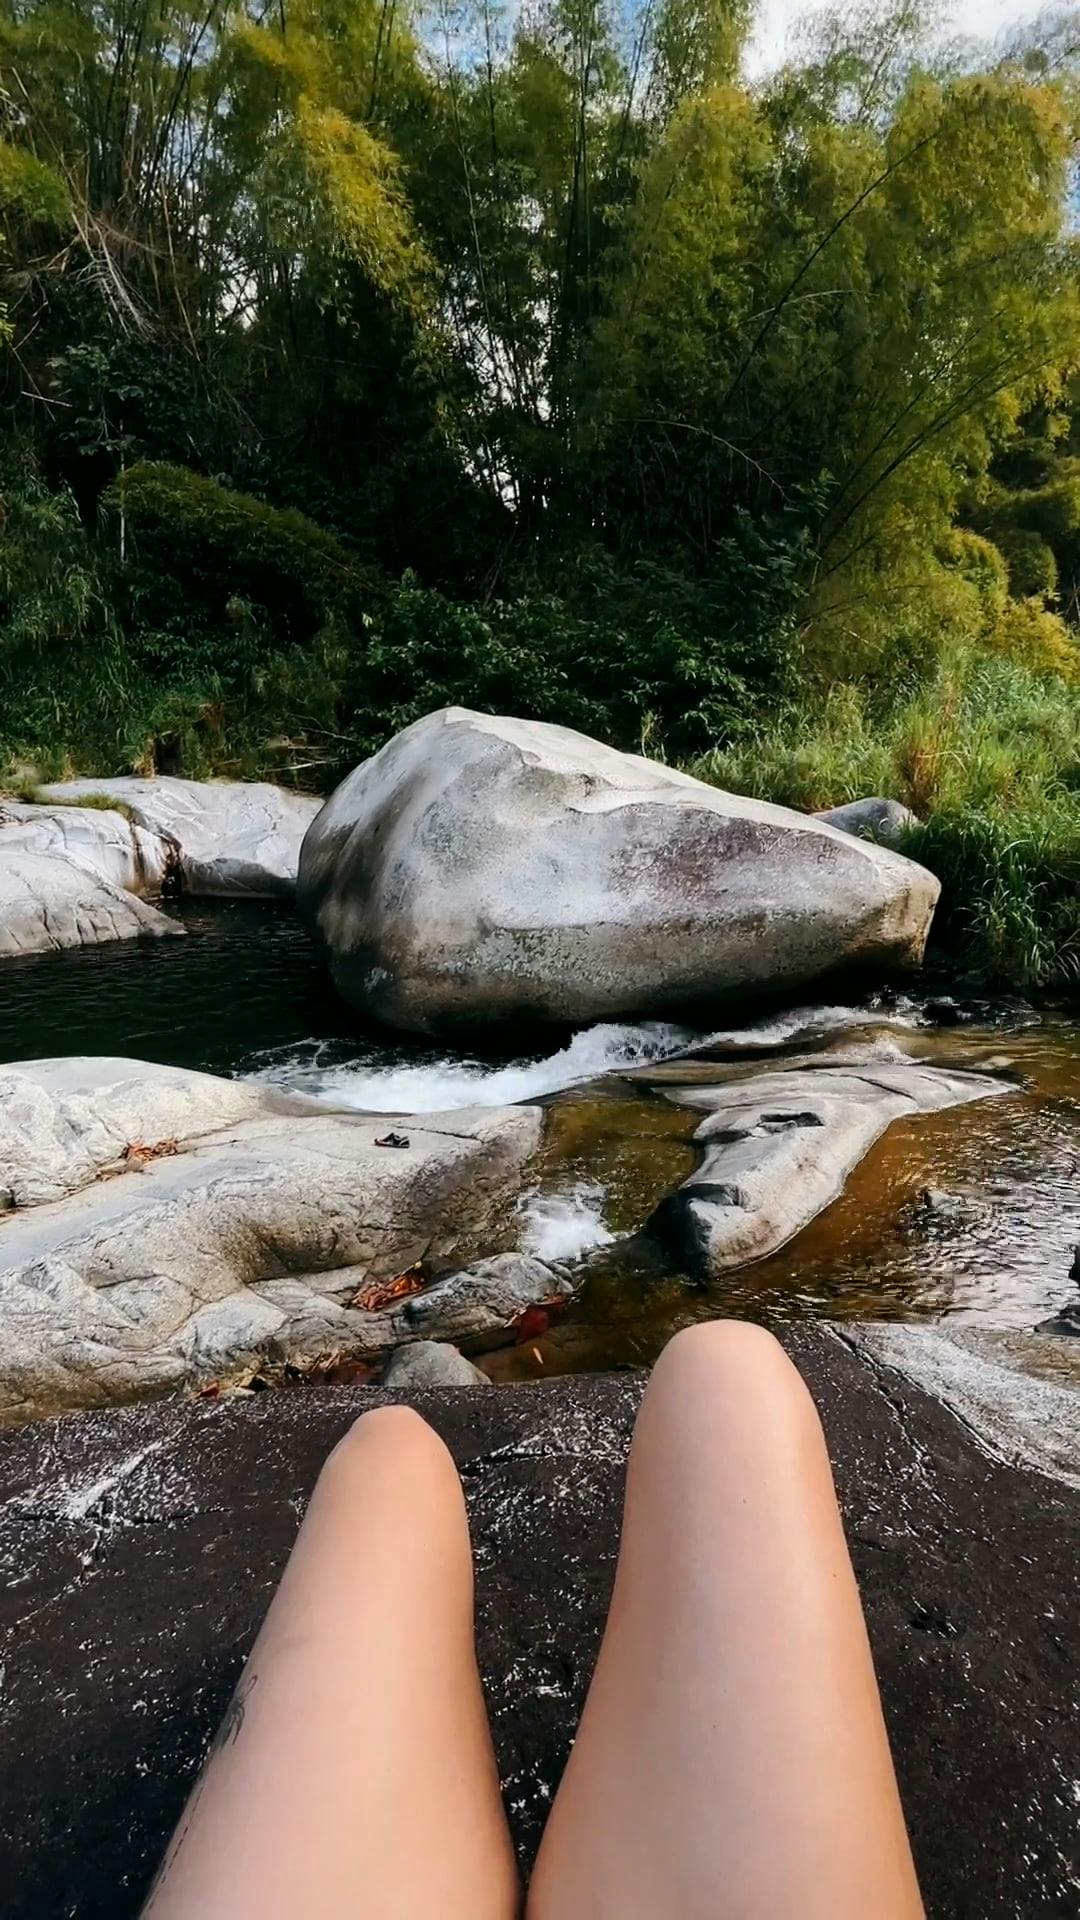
<box><xmin>2</xmin><ymin>900</ymin><xmax>1078</xmax><ymax>1380</ymax></box>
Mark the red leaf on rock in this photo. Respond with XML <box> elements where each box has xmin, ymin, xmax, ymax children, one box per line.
<box><xmin>513</xmin><ymin>1293</ymin><xmax>569</xmax><ymax>1345</ymax></box>
<box><xmin>514</xmin><ymin>1306</ymin><xmax>551</xmax><ymax>1343</ymax></box>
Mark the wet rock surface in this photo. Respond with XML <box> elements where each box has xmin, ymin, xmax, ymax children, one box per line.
<box><xmin>398</xmin><ymin>1251</ymin><xmax>573</xmax><ymax>1345</ymax></box>
<box><xmin>646</xmin><ymin>1057</ymin><xmax>1010</xmax><ymax>1275</ymax></box>
<box><xmin>0</xmin><ymin>1323</ymin><xmax>1077</xmax><ymax>1919</ymax></box>
<box><xmin>298</xmin><ymin>705</ymin><xmax>941</xmax><ymax>1033</ymax></box>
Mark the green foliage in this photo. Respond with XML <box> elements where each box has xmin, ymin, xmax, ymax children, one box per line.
<box><xmin>694</xmin><ymin>652</ymin><xmax>1080</xmax><ymax>987</ymax></box>
<box><xmin>1</xmin><ymin>0</ymin><xmax>1080</xmax><ymax>990</ymax></box>
<box><xmin>110</xmin><ymin>463</ymin><xmax>384</xmax><ymax>635</ymax></box>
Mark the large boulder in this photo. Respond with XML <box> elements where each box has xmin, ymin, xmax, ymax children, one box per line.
<box><xmin>36</xmin><ymin>777</ymin><xmax>321</xmax><ymax>897</ymax></box>
<box><xmin>0</xmin><ymin>802</ymin><xmax>178</xmax><ymax>958</ymax></box>
<box><xmin>0</xmin><ymin>1056</ymin><xmax>270</xmax><ymax>1209</ymax></box>
<box><xmin>298</xmin><ymin>708</ymin><xmax>941</xmax><ymax>1034</ymax></box>
<box><xmin>647</xmin><ymin>1056</ymin><xmax>1010</xmax><ymax>1275</ymax></box>
<box><xmin>0</xmin><ymin>1058</ymin><xmax>542</xmax><ymax>1420</ymax></box>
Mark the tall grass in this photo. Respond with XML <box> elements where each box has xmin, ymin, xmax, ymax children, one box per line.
<box><xmin>692</xmin><ymin>654</ymin><xmax>1080</xmax><ymax>990</ymax></box>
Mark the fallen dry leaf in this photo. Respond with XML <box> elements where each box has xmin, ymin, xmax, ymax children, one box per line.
<box><xmin>122</xmin><ymin>1128</ymin><xmax>178</xmax><ymax>1159</ymax></box>
<box><xmin>350</xmin><ymin>1269</ymin><xmax>425</xmax><ymax>1313</ymax></box>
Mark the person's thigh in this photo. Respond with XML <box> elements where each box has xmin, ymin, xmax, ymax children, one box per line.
<box><xmin>529</xmin><ymin>1322</ymin><xmax>923</xmax><ymax>1920</ymax></box>
<box><xmin>143</xmin><ymin>1405</ymin><xmax>518</xmax><ymax>1920</ymax></box>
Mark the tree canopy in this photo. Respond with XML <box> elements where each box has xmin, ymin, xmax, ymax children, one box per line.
<box><xmin>2</xmin><ymin>0</ymin><xmax>1079</xmax><ymax>777</ymax></box>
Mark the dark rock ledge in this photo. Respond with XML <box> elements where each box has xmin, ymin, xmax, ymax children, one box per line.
<box><xmin>1</xmin><ymin>1322</ymin><xmax>1078</xmax><ymax>1919</ymax></box>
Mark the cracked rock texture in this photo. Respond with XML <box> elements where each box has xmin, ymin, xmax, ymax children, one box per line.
<box><xmin>298</xmin><ymin>706</ymin><xmax>941</xmax><ymax>1034</ymax></box>
<box><xmin>0</xmin><ymin>802</ymin><xmax>179</xmax><ymax>957</ymax></box>
<box><xmin>0</xmin><ymin>1323</ymin><xmax>1077</xmax><ymax>1918</ymax></box>
<box><xmin>647</xmin><ymin>1057</ymin><xmax>1011</xmax><ymax>1275</ymax></box>
<box><xmin>0</xmin><ymin>1057</ymin><xmax>542</xmax><ymax>1421</ymax></box>
<box><xmin>37</xmin><ymin>777</ymin><xmax>322</xmax><ymax>897</ymax></box>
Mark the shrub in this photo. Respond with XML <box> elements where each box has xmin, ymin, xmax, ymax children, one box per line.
<box><xmin>692</xmin><ymin>651</ymin><xmax>1080</xmax><ymax>988</ymax></box>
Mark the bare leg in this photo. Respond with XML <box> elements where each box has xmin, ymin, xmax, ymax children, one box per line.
<box><xmin>529</xmin><ymin>1322</ymin><xmax>924</xmax><ymax>1919</ymax></box>
<box><xmin>142</xmin><ymin>1406</ymin><xmax>518</xmax><ymax>1920</ymax></box>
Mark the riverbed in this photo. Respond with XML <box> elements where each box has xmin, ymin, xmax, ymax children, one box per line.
<box><xmin>2</xmin><ymin>900</ymin><xmax>1078</xmax><ymax>1378</ymax></box>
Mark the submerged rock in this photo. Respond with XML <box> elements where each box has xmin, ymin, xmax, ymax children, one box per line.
<box><xmin>1037</xmin><ymin>1303</ymin><xmax>1080</xmax><ymax>1338</ymax></box>
<box><xmin>381</xmin><ymin>1340</ymin><xmax>491</xmax><ymax>1387</ymax></box>
<box><xmin>647</xmin><ymin>1059</ymin><xmax>1010</xmax><ymax>1276</ymax></box>
<box><xmin>0</xmin><ymin>801</ymin><xmax>179</xmax><ymax>958</ymax></box>
<box><xmin>297</xmin><ymin>706</ymin><xmax>941</xmax><ymax>1034</ymax></box>
<box><xmin>398</xmin><ymin>1251</ymin><xmax>572</xmax><ymax>1347</ymax></box>
<box><xmin>36</xmin><ymin>776</ymin><xmax>321</xmax><ymax>897</ymax></box>
<box><xmin>0</xmin><ymin>1057</ymin><xmax>542</xmax><ymax>1421</ymax></box>
<box><xmin>813</xmin><ymin>796</ymin><xmax>919</xmax><ymax>845</ymax></box>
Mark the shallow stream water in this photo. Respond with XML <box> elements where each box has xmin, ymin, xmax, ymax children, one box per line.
<box><xmin>2</xmin><ymin>900</ymin><xmax>1079</xmax><ymax>1379</ymax></box>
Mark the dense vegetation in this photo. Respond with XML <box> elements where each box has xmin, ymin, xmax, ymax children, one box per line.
<box><xmin>2</xmin><ymin>0</ymin><xmax>1080</xmax><ymax>982</ymax></box>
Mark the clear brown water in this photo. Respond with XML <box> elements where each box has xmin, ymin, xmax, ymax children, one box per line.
<box><xmin>2</xmin><ymin>902</ymin><xmax>1078</xmax><ymax>1378</ymax></box>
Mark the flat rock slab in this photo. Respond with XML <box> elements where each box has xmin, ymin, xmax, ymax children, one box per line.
<box><xmin>38</xmin><ymin>778</ymin><xmax>321</xmax><ymax>897</ymax></box>
<box><xmin>0</xmin><ymin>1059</ymin><xmax>542</xmax><ymax>1420</ymax></box>
<box><xmin>0</xmin><ymin>1325</ymin><xmax>1077</xmax><ymax>1917</ymax></box>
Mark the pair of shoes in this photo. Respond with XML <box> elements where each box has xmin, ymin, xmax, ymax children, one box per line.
<box><xmin>375</xmin><ymin>1130</ymin><xmax>410</xmax><ymax>1149</ymax></box>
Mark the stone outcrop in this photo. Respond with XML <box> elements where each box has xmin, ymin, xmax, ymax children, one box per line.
<box><xmin>1</xmin><ymin>1323</ymin><xmax>1077</xmax><ymax>1919</ymax></box>
<box><xmin>0</xmin><ymin>801</ymin><xmax>179</xmax><ymax>958</ymax></box>
<box><xmin>381</xmin><ymin>1340</ymin><xmax>491</xmax><ymax>1387</ymax></box>
<box><xmin>37</xmin><ymin>776</ymin><xmax>321</xmax><ymax>897</ymax></box>
<box><xmin>1</xmin><ymin>778</ymin><xmax>321</xmax><ymax>958</ymax></box>
<box><xmin>814</xmin><ymin>796</ymin><xmax>920</xmax><ymax>845</ymax></box>
<box><xmin>0</xmin><ymin>1056</ymin><xmax>271</xmax><ymax>1208</ymax></box>
<box><xmin>396</xmin><ymin>1252</ymin><xmax>572</xmax><ymax>1345</ymax></box>
<box><xmin>0</xmin><ymin>1058</ymin><xmax>542</xmax><ymax>1420</ymax></box>
<box><xmin>647</xmin><ymin>1056</ymin><xmax>1010</xmax><ymax>1275</ymax></box>
<box><xmin>297</xmin><ymin>706</ymin><xmax>941</xmax><ymax>1034</ymax></box>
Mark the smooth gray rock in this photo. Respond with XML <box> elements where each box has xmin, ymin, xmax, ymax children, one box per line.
<box><xmin>648</xmin><ymin>1059</ymin><xmax>1010</xmax><ymax>1274</ymax></box>
<box><xmin>398</xmin><ymin>1252</ymin><xmax>572</xmax><ymax>1346</ymax></box>
<box><xmin>380</xmin><ymin>1340</ymin><xmax>491</xmax><ymax>1387</ymax></box>
<box><xmin>298</xmin><ymin>707</ymin><xmax>941</xmax><ymax>1033</ymax></box>
<box><xmin>0</xmin><ymin>802</ymin><xmax>178</xmax><ymax>957</ymax></box>
<box><xmin>0</xmin><ymin>1059</ymin><xmax>542</xmax><ymax>1420</ymax></box>
<box><xmin>0</xmin><ymin>1057</ymin><xmax>272</xmax><ymax>1208</ymax></box>
<box><xmin>814</xmin><ymin>796</ymin><xmax>920</xmax><ymax>845</ymax></box>
<box><xmin>37</xmin><ymin>777</ymin><xmax>321</xmax><ymax>897</ymax></box>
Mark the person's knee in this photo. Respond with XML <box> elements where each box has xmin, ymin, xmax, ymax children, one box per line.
<box><xmin>646</xmin><ymin>1320</ymin><xmax>823</xmax><ymax>1446</ymax></box>
<box><xmin>323</xmin><ymin>1402</ymin><xmax>457</xmax><ymax>1489</ymax></box>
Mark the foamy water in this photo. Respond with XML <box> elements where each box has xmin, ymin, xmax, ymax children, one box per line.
<box><xmin>241</xmin><ymin>998</ymin><xmax>935</xmax><ymax>1115</ymax></box>
<box><xmin>244</xmin><ymin>1020</ymin><xmax>696</xmax><ymax>1112</ymax></box>
<box><xmin>518</xmin><ymin>1182</ymin><xmax>618</xmax><ymax>1263</ymax></box>
<box><xmin>702</xmin><ymin>1000</ymin><xmax>923</xmax><ymax>1052</ymax></box>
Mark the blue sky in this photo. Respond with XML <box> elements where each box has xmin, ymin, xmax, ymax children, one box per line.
<box><xmin>747</xmin><ymin>0</ymin><xmax>1052</xmax><ymax>71</ymax></box>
